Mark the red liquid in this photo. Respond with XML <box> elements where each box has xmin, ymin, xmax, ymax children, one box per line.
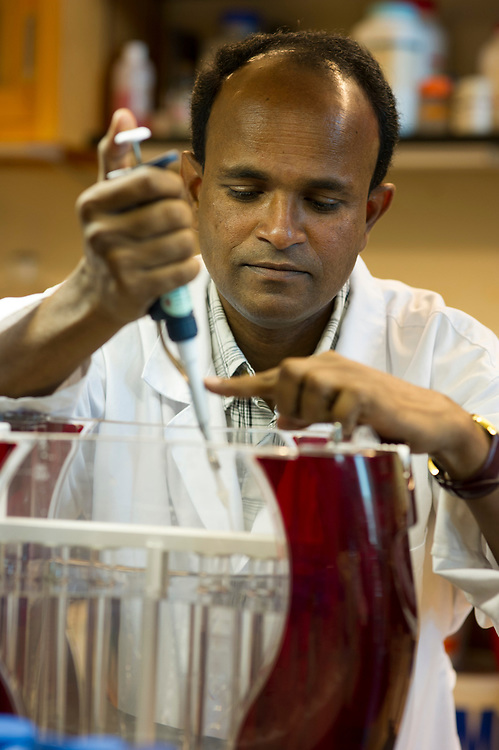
<box><xmin>236</xmin><ymin>446</ymin><xmax>417</xmax><ymax>750</ymax></box>
<box><xmin>0</xmin><ymin>438</ymin><xmax>17</xmax><ymax>713</ymax></box>
<box><xmin>0</xmin><ymin>675</ymin><xmax>15</xmax><ymax>713</ymax></box>
<box><xmin>0</xmin><ymin>442</ymin><xmax>15</xmax><ymax>469</ymax></box>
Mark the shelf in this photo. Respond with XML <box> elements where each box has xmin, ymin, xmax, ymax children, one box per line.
<box><xmin>393</xmin><ymin>137</ymin><xmax>499</xmax><ymax>170</ymax></box>
<box><xmin>0</xmin><ymin>141</ymin><xmax>66</xmax><ymax>163</ymax></box>
<box><xmin>0</xmin><ymin>142</ymin><xmax>100</xmax><ymax>169</ymax></box>
<box><xmin>2</xmin><ymin>137</ymin><xmax>499</xmax><ymax>172</ymax></box>
<box><xmin>143</xmin><ymin>136</ymin><xmax>499</xmax><ymax>172</ymax></box>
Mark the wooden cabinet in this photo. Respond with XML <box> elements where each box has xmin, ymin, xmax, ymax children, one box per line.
<box><xmin>0</xmin><ymin>0</ymin><xmax>109</xmax><ymax>147</ymax></box>
<box><xmin>0</xmin><ymin>0</ymin><xmax>59</xmax><ymax>142</ymax></box>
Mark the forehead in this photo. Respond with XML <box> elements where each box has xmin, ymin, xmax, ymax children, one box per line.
<box><xmin>204</xmin><ymin>54</ymin><xmax>380</xmax><ymax>183</ymax></box>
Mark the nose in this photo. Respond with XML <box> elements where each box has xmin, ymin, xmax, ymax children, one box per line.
<box><xmin>255</xmin><ymin>193</ymin><xmax>306</xmax><ymax>250</ymax></box>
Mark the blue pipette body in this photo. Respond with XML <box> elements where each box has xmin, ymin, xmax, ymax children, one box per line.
<box><xmin>149</xmin><ymin>284</ymin><xmax>212</xmax><ymax>441</ymax></box>
<box><xmin>148</xmin><ymin>286</ymin><xmax>197</xmax><ymax>341</ymax></box>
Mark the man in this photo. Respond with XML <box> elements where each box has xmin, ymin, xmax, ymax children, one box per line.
<box><xmin>0</xmin><ymin>30</ymin><xmax>498</xmax><ymax>748</ymax></box>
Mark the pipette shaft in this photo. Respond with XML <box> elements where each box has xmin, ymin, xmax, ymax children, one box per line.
<box><xmin>108</xmin><ymin>132</ymin><xmax>211</xmax><ymax>439</ymax></box>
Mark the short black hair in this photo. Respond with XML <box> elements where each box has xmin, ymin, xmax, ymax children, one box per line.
<box><xmin>190</xmin><ymin>29</ymin><xmax>399</xmax><ymax>191</ymax></box>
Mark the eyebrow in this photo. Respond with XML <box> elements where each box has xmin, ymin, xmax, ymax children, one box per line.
<box><xmin>219</xmin><ymin>166</ymin><xmax>268</xmax><ymax>181</ymax></box>
<box><xmin>218</xmin><ymin>165</ymin><xmax>353</xmax><ymax>195</ymax></box>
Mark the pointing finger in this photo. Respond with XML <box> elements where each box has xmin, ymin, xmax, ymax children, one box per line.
<box><xmin>204</xmin><ymin>370</ymin><xmax>280</xmax><ymax>401</ymax></box>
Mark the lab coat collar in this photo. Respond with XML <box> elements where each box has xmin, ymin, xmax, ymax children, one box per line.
<box><xmin>336</xmin><ymin>256</ymin><xmax>388</xmax><ymax>371</ymax></box>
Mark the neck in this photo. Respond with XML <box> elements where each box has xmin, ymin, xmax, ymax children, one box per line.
<box><xmin>223</xmin><ymin>303</ymin><xmax>335</xmax><ymax>372</ymax></box>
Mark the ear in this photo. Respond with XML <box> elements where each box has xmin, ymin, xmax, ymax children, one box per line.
<box><xmin>366</xmin><ymin>182</ymin><xmax>395</xmax><ymax>228</ymax></box>
<box><xmin>181</xmin><ymin>151</ymin><xmax>203</xmax><ymax>229</ymax></box>
<box><xmin>358</xmin><ymin>183</ymin><xmax>395</xmax><ymax>253</ymax></box>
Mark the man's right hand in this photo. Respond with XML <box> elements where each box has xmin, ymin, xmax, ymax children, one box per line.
<box><xmin>76</xmin><ymin>152</ymin><xmax>199</xmax><ymax>326</ymax></box>
<box><xmin>0</xmin><ymin>110</ymin><xmax>200</xmax><ymax>398</ymax></box>
<box><xmin>75</xmin><ymin>107</ymin><xmax>200</xmax><ymax>326</ymax></box>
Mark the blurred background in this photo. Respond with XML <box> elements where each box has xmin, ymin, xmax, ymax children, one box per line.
<box><xmin>0</xmin><ymin>0</ymin><xmax>497</xmax><ymax>337</ymax></box>
<box><xmin>0</xmin><ymin>2</ymin><xmax>499</xmax><ymax>747</ymax></box>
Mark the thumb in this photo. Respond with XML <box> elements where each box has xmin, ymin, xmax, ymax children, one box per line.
<box><xmin>97</xmin><ymin>108</ymin><xmax>138</xmax><ymax>181</ymax></box>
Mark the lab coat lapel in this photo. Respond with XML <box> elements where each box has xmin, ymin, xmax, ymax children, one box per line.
<box><xmin>140</xmin><ymin>326</ymin><xmax>227</xmax><ymax>433</ymax></box>
<box><xmin>335</xmin><ymin>256</ymin><xmax>388</xmax><ymax>372</ymax></box>
<box><xmin>141</xmin><ymin>333</ymin><xmax>193</xmax><ymax>405</ymax></box>
<box><xmin>140</xmin><ymin>267</ymin><xmax>237</xmax><ymax>531</ymax></box>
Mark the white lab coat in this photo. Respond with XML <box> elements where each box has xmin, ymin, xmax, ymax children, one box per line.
<box><xmin>1</xmin><ymin>256</ymin><xmax>499</xmax><ymax>749</ymax></box>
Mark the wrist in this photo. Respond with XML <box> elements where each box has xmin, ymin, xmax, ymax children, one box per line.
<box><xmin>429</xmin><ymin>415</ymin><xmax>499</xmax><ymax>500</ymax></box>
<box><xmin>68</xmin><ymin>260</ymin><xmax>133</xmax><ymax>330</ymax></box>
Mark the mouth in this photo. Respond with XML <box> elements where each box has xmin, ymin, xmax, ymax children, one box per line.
<box><xmin>243</xmin><ymin>262</ymin><xmax>308</xmax><ymax>280</ymax></box>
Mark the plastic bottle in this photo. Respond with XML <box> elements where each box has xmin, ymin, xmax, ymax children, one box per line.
<box><xmin>351</xmin><ymin>1</ymin><xmax>429</xmax><ymax>136</ymax></box>
<box><xmin>157</xmin><ymin>32</ymin><xmax>197</xmax><ymax>139</ymax></box>
<box><xmin>450</xmin><ymin>75</ymin><xmax>493</xmax><ymax>136</ymax></box>
<box><xmin>477</xmin><ymin>23</ymin><xmax>499</xmax><ymax>132</ymax></box>
<box><xmin>413</xmin><ymin>0</ymin><xmax>448</xmax><ymax>78</ymax></box>
<box><xmin>418</xmin><ymin>74</ymin><xmax>453</xmax><ymax>135</ymax></box>
<box><xmin>110</xmin><ymin>41</ymin><xmax>156</xmax><ymax>127</ymax></box>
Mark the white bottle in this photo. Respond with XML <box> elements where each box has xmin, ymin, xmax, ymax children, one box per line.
<box><xmin>110</xmin><ymin>40</ymin><xmax>156</xmax><ymax>127</ymax></box>
<box><xmin>478</xmin><ymin>24</ymin><xmax>499</xmax><ymax>132</ymax></box>
<box><xmin>351</xmin><ymin>2</ymin><xmax>428</xmax><ymax>136</ymax></box>
<box><xmin>451</xmin><ymin>75</ymin><xmax>493</xmax><ymax>136</ymax></box>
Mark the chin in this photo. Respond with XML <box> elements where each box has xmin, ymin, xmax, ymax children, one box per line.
<box><xmin>221</xmin><ymin>289</ymin><xmax>316</xmax><ymax>331</ymax></box>
<box><xmin>240</xmin><ymin>307</ymin><xmax>308</xmax><ymax>330</ymax></box>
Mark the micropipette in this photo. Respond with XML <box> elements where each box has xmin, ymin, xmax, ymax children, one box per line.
<box><xmin>108</xmin><ymin>128</ymin><xmax>212</xmax><ymax>442</ymax></box>
<box><xmin>114</xmin><ymin>125</ymin><xmax>152</xmax><ymax>163</ymax></box>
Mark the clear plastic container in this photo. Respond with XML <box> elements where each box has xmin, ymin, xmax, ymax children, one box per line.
<box><xmin>0</xmin><ymin>423</ymin><xmax>289</xmax><ymax>747</ymax></box>
<box><xmin>0</xmin><ymin>420</ymin><xmax>416</xmax><ymax>749</ymax></box>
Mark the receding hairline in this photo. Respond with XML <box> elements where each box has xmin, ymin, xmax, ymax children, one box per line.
<box><xmin>210</xmin><ymin>51</ymin><xmax>379</xmax><ymax>154</ymax></box>
<box><xmin>224</xmin><ymin>46</ymin><xmax>344</xmax><ymax>85</ymax></box>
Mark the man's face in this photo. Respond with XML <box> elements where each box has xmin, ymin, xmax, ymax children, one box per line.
<box><xmin>185</xmin><ymin>55</ymin><xmax>384</xmax><ymax>336</ymax></box>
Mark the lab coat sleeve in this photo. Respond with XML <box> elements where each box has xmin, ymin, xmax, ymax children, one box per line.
<box><xmin>432</xmin><ymin>489</ymin><xmax>499</xmax><ymax>631</ymax></box>
<box><xmin>426</xmin><ymin>309</ymin><xmax>499</xmax><ymax>631</ymax></box>
<box><xmin>0</xmin><ymin>288</ymin><xmax>104</xmax><ymax>419</ymax></box>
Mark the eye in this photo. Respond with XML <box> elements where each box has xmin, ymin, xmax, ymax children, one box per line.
<box><xmin>226</xmin><ymin>187</ymin><xmax>262</xmax><ymax>202</ymax></box>
<box><xmin>306</xmin><ymin>197</ymin><xmax>340</xmax><ymax>213</ymax></box>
